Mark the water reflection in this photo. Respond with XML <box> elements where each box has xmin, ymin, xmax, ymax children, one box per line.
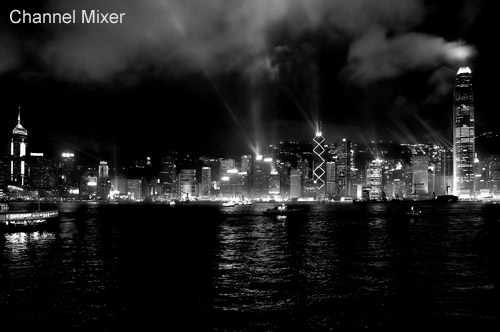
<box><xmin>1</xmin><ymin>202</ymin><xmax>498</xmax><ymax>331</ymax></box>
<box><xmin>3</xmin><ymin>231</ymin><xmax>56</xmax><ymax>259</ymax></box>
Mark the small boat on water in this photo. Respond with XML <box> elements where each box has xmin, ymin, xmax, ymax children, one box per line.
<box><xmin>0</xmin><ymin>202</ymin><xmax>59</xmax><ymax>230</ymax></box>
<box><xmin>264</xmin><ymin>204</ymin><xmax>309</xmax><ymax>217</ymax></box>
<box><xmin>406</xmin><ymin>206</ymin><xmax>422</xmax><ymax>216</ymax></box>
<box><xmin>222</xmin><ymin>201</ymin><xmax>236</xmax><ymax>207</ymax></box>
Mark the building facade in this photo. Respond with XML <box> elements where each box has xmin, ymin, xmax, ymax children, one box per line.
<box><xmin>10</xmin><ymin>109</ymin><xmax>28</xmax><ymax>186</ymax></box>
<box><xmin>312</xmin><ymin>128</ymin><xmax>326</xmax><ymax>198</ymax></box>
<box><xmin>453</xmin><ymin>66</ymin><xmax>475</xmax><ymax>197</ymax></box>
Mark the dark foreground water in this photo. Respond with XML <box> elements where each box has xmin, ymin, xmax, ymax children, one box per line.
<box><xmin>1</xmin><ymin>201</ymin><xmax>499</xmax><ymax>331</ymax></box>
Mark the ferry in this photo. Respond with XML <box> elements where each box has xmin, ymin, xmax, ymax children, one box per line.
<box><xmin>406</xmin><ymin>206</ymin><xmax>422</xmax><ymax>217</ymax></box>
<box><xmin>264</xmin><ymin>204</ymin><xmax>310</xmax><ymax>217</ymax></box>
<box><xmin>0</xmin><ymin>202</ymin><xmax>59</xmax><ymax>230</ymax></box>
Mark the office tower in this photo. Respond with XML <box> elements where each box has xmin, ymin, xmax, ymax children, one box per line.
<box><xmin>220</xmin><ymin>159</ymin><xmax>236</xmax><ymax>175</ymax></box>
<box><xmin>275</xmin><ymin>161</ymin><xmax>290</xmax><ymax>199</ymax></box>
<box><xmin>252</xmin><ymin>155</ymin><xmax>272</xmax><ymax>199</ymax></box>
<box><xmin>10</xmin><ymin>108</ymin><xmax>28</xmax><ymax>186</ymax></box>
<box><xmin>290</xmin><ymin>168</ymin><xmax>302</xmax><ymax>199</ymax></box>
<box><xmin>453</xmin><ymin>66</ymin><xmax>475</xmax><ymax>197</ymax></box>
<box><xmin>126</xmin><ymin>179</ymin><xmax>142</xmax><ymax>201</ymax></box>
<box><xmin>312</xmin><ymin>126</ymin><xmax>325</xmax><ymax>197</ymax></box>
<box><xmin>29</xmin><ymin>152</ymin><xmax>56</xmax><ymax>190</ymax></box>
<box><xmin>159</xmin><ymin>156</ymin><xmax>177</xmax><ymax>197</ymax></box>
<box><xmin>220</xmin><ymin>167</ymin><xmax>239</xmax><ymax>199</ymax></box>
<box><xmin>335</xmin><ymin>138</ymin><xmax>353</xmax><ymax>197</ymax></box>
<box><xmin>240</xmin><ymin>155</ymin><xmax>252</xmax><ymax>173</ymax></box>
<box><xmin>237</xmin><ymin>171</ymin><xmax>251</xmax><ymax>199</ymax></box>
<box><xmin>412</xmin><ymin>154</ymin><xmax>429</xmax><ymax>196</ymax></box>
<box><xmin>179</xmin><ymin>169</ymin><xmax>196</xmax><ymax>199</ymax></box>
<box><xmin>58</xmin><ymin>152</ymin><xmax>76</xmax><ymax>195</ymax></box>
<box><xmin>269</xmin><ymin>171</ymin><xmax>280</xmax><ymax>196</ymax></box>
<box><xmin>98</xmin><ymin>161</ymin><xmax>109</xmax><ymax>182</ymax></box>
<box><xmin>487</xmin><ymin>157</ymin><xmax>500</xmax><ymax>194</ymax></box>
<box><xmin>366</xmin><ymin>159</ymin><xmax>383</xmax><ymax>200</ymax></box>
<box><xmin>326</xmin><ymin>161</ymin><xmax>336</xmax><ymax>196</ymax></box>
<box><xmin>201</xmin><ymin>166</ymin><xmax>211</xmax><ymax>198</ymax></box>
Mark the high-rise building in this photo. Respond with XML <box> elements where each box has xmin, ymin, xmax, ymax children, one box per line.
<box><xmin>326</xmin><ymin>161</ymin><xmax>336</xmax><ymax>197</ymax></box>
<box><xmin>159</xmin><ymin>156</ymin><xmax>177</xmax><ymax>197</ymax></box>
<box><xmin>366</xmin><ymin>159</ymin><xmax>383</xmax><ymax>200</ymax></box>
<box><xmin>334</xmin><ymin>138</ymin><xmax>354</xmax><ymax>197</ymax></box>
<box><xmin>252</xmin><ymin>155</ymin><xmax>272</xmax><ymax>199</ymax></box>
<box><xmin>220</xmin><ymin>159</ymin><xmax>235</xmax><ymax>175</ymax></box>
<box><xmin>237</xmin><ymin>171</ymin><xmax>251</xmax><ymax>200</ymax></box>
<box><xmin>312</xmin><ymin>126</ymin><xmax>325</xmax><ymax>198</ymax></box>
<box><xmin>179</xmin><ymin>169</ymin><xmax>196</xmax><ymax>199</ymax></box>
<box><xmin>412</xmin><ymin>154</ymin><xmax>429</xmax><ymax>196</ymax></box>
<box><xmin>453</xmin><ymin>66</ymin><xmax>475</xmax><ymax>197</ymax></box>
<box><xmin>126</xmin><ymin>179</ymin><xmax>142</xmax><ymax>201</ymax></box>
<box><xmin>58</xmin><ymin>152</ymin><xmax>77</xmax><ymax>196</ymax></box>
<box><xmin>10</xmin><ymin>108</ymin><xmax>28</xmax><ymax>186</ymax></box>
<box><xmin>487</xmin><ymin>156</ymin><xmax>500</xmax><ymax>194</ymax></box>
<box><xmin>201</xmin><ymin>167</ymin><xmax>211</xmax><ymax>198</ymax></box>
<box><xmin>240</xmin><ymin>155</ymin><xmax>252</xmax><ymax>173</ymax></box>
<box><xmin>269</xmin><ymin>172</ymin><xmax>280</xmax><ymax>196</ymax></box>
<box><xmin>290</xmin><ymin>168</ymin><xmax>302</xmax><ymax>199</ymax></box>
<box><xmin>29</xmin><ymin>152</ymin><xmax>56</xmax><ymax>190</ymax></box>
<box><xmin>98</xmin><ymin>161</ymin><xmax>109</xmax><ymax>182</ymax></box>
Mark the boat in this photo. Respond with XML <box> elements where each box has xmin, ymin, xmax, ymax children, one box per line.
<box><xmin>406</xmin><ymin>206</ymin><xmax>421</xmax><ymax>216</ymax></box>
<box><xmin>0</xmin><ymin>202</ymin><xmax>59</xmax><ymax>230</ymax></box>
<box><xmin>222</xmin><ymin>201</ymin><xmax>235</xmax><ymax>207</ymax></box>
<box><xmin>169</xmin><ymin>200</ymin><xmax>176</xmax><ymax>207</ymax></box>
<box><xmin>434</xmin><ymin>195</ymin><xmax>459</xmax><ymax>203</ymax></box>
<box><xmin>263</xmin><ymin>204</ymin><xmax>309</xmax><ymax>217</ymax></box>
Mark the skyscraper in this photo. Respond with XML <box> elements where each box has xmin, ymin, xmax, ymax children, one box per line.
<box><xmin>312</xmin><ymin>125</ymin><xmax>325</xmax><ymax>198</ymax></box>
<box><xmin>201</xmin><ymin>166</ymin><xmax>211</xmax><ymax>198</ymax></box>
<box><xmin>453</xmin><ymin>67</ymin><xmax>475</xmax><ymax>197</ymax></box>
<box><xmin>159</xmin><ymin>156</ymin><xmax>177</xmax><ymax>197</ymax></box>
<box><xmin>326</xmin><ymin>161</ymin><xmax>336</xmax><ymax>196</ymax></box>
<box><xmin>179</xmin><ymin>169</ymin><xmax>196</xmax><ymax>199</ymax></box>
<box><xmin>290</xmin><ymin>168</ymin><xmax>302</xmax><ymax>199</ymax></box>
<box><xmin>412</xmin><ymin>154</ymin><xmax>429</xmax><ymax>196</ymax></box>
<box><xmin>10</xmin><ymin>108</ymin><xmax>28</xmax><ymax>186</ymax></box>
<box><xmin>334</xmin><ymin>138</ymin><xmax>353</xmax><ymax>197</ymax></box>
<box><xmin>59</xmin><ymin>152</ymin><xmax>76</xmax><ymax>196</ymax></box>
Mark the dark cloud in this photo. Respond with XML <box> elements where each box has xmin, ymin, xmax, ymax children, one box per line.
<box><xmin>342</xmin><ymin>29</ymin><xmax>477</xmax><ymax>85</ymax></box>
<box><xmin>17</xmin><ymin>0</ymin><xmax>430</xmax><ymax>82</ymax></box>
<box><xmin>0</xmin><ymin>32</ymin><xmax>19</xmax><ymax>74</ymax></box>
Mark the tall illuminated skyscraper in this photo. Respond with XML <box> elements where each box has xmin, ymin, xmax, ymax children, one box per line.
<box><xmin>313</xmin><ymin>124</ymin><xmax>325</xmax><ymax>197</ymax></box>
<box><xmin>334</xmin><ymin>138</ymin><xmax>353</xmax><ymax>197</ymax></box>
<box><xmin>201</xmin><ymin>167</ymin><xmax>211</xmax><ymax>198</ymax></box>
<box><xmin>10</xmin><ymin>108</ymin><xmax>28</xmax><ymax>186</ymax></box>
<box><xmin>453</xmin><ymin>67</ymin><xmax>475</xmax><ymax>197</ymax></box>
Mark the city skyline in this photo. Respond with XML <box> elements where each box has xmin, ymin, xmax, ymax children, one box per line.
<box><xmin>0</xmin><ymin>0</ymin><xmax>498</xmax><ymax>163</ymax></box>
<box><xmin>2</xmin><ymin>98</ymin><xmax>499</xmax><ymax>202</ymax></box>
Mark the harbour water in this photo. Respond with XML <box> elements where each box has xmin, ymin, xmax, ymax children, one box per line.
<box><xmin>1</xmin><ymin>201</ymin><xmax>499</xmax><ymax>331</ymax></box>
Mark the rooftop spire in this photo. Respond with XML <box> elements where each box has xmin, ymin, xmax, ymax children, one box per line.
<box><xmin>12</xmin><ymin>107</ymin><xmax>28</xmax><ymax>136</ymax></box>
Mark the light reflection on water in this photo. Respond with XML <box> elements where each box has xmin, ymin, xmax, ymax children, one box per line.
<box><xmin>0</xmin><ymin>201</ymin><xmax>499</xmax><ymax>330</ymax></box>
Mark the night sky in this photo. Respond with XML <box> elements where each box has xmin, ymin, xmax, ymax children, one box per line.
<box><xmin>0</xmin><ymin>0</ymin><xmax>497</xmax><ymax>166</ymax></box>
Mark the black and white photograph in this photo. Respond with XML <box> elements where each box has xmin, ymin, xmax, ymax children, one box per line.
<box><xmin>0</xmin><ymin>0</ymin><xmax>499</xmax><ymax>330</ymax></box>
